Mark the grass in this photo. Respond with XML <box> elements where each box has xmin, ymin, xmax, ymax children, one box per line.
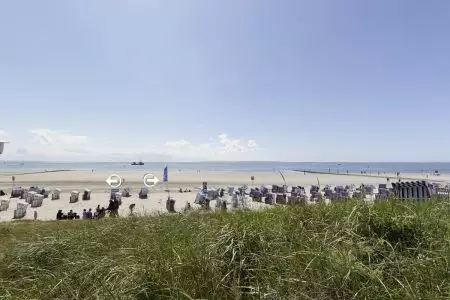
<box><xmin>0</xmin><ymin>199</ymin><xmax>449</xmax><ymax>299</ymax></box>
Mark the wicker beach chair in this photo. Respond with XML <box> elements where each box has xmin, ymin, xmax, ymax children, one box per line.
<box><xmin>31</xmin><ymin>194</ymin><xmax>44</xmax><ymax>208</ymax></box>
<box><xmin>0</xmin><ymin>199</ymin><xmax>10</xmax><ymax>211</ymax></box>
<box><xmin>52</xmin><ymin>188</ymin><xmax>61</xmax><ymax>200</ymax></box>
<box><xmin>13</xmin><ymin>202</ymin><xmax>28</xmax><ymax>219</ymax></box>
<box><xmin>70</xmin><ymin>191</ymin><xmax>79</xmax><ymax>203</ymax></box>
<box><xmin>82</xmin><ymin>189</ymin><xmax>91</xmax><ymax>201</ymax></box>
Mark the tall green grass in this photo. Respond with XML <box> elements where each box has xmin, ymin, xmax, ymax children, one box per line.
<box><xmin>0</xmin><ymin>200</ymin><xmax>449</xmax><ymax>299</ymax></box>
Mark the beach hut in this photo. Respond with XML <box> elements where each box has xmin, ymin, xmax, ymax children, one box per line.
<box><xmin>52</xmin><ymin>188</ymin><xmax>61</xmax><ymax>200</ymax></box>
<box><xmin>31</xmin><ymin>194</ymin><xmax>44</xmax><ymax>208</ymax></box>
<box><xmin>13</xmin><ymin>202</ymin><xmax>28</xmax><ymax>219</ymax></box>
<box><xmin>70</xmin><ymin>191</ymin><xmax>80</xmax><ymax>203</ymax></box>
<box><xmin>139</xmin><ymin>187</ymin><xmax>148</xmax><ymax>199</ymax></box>
<box><xmin>0</xmin><ymin>199</ymin><xmax>10</xmax><ymax>211</ymax></box>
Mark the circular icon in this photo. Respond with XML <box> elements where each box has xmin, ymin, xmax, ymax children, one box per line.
<box><xmin>143</xmin><ymin>173</ymin><xmax>160</xmax><ymax>188</ymax></box>
<box><xmin>105</xmin><ymin>174</ymin><xmax>122</xmax><ymax>188</ymax></box>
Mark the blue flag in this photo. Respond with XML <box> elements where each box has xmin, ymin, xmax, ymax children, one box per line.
<box><xmin>163</xmin><ymin>165</ymin><xmax>168</xmax><ymax>182</ymax></box>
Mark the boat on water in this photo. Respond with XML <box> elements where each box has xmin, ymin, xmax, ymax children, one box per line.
<box><xmin>131</xmin><ymin>161</ymin><xmax>144</xmax><ymax>166</ymax></box>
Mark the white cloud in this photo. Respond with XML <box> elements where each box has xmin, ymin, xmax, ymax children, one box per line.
<box><xmin>29</xmin><ymin>129</ymin><xmax>89</xmax><ymax>146</ymax></box>
<box><xmin>164</xmin><ymin>133</ymin><xmax>260</xmax><ymax>159</ymax></box>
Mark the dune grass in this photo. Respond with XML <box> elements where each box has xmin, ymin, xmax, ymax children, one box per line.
<box><xmin>0</xmin><ymin>200</ymin><xmax>449</xmax><ymax>300</ymax></box>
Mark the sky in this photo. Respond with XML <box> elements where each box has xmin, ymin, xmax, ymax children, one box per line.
<box><xmin>1</xmin><ymin>0</ymin><xmax>450</xmax><ymax>162</ymax></box>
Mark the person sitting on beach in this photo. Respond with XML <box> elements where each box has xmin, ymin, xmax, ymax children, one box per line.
<box><xmin>179</xmin><ymin>188</ymin><xmax>183</xmax><ymax>193</ymax></box>
<box><xmin>82</xmin><ymin>209</ymin><xmax>87</xmax><ymax>219</ymax></box>
<box><xmin>0</xmin><ymin>190</ymin><xmax>5</xmax><ymax>196</ymax></box>
<box><xmin>67</xmin><ymin>210</ymin><xmax>74</xmax><ymax>220</ymax></box>
<box><xmin>56</xmin><ymin>210</ymin><xmax>63</xmax><ymax>220</ymax></box>
<box><xmin>86</xmin><ymin>208</ymin><xmax>93</xmax><ymax>219</ymax></box>
<box><xmin>74</xmin><ymin>213</ymin><xmax>80</xmax><ymax>220</ymax></box>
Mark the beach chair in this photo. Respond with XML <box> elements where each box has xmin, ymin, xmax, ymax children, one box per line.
<box><xmin>166</xmin><ymin>197</ymin><xmax>176</xmax><ymax>213</ymax></box>
<box><xmin>21</xmin><ymin>188</ymin><xmax>29</xmax><ymax>200</ymax></box>
<box><xmin>52</xmin><ymin>188</ymin><xmax>61</xmax><ymax>200</ymax></box>
<box><xmin>13</xmin><ymin>202</ymin><xmax>28</xmax><ymax>219</ymax></box>
<box><xmin>207</xmin><ymin>189</ymin><xmax>219</xmax><ymax>200</ymax></box>
<box><xmin>40</xmin><ymin>187</ymin><xmax>51</xmax><ymax>198</ymax></box>
<box><xmin>139</xmin><ymin>187</ymin><xmax>148</xmax><ymax>199</ymax></box>
<box><xmin>31</xmin><ymin>194</ymin><xmax>44</xmax><ymax>208</ymax></box>
<box><xmin>264</xmin><ymin>193</ymin><xmax>274</xmax><ymax>205</ymax></box>
<box><xmin>11</xmin><ymin>187</ymin><xmax>23</xmax><ymax>198</ymax></box>
<box><xmin>0</xmin><ymin>199</ymin><xmax>10</xmax><ymax>211</ymax></box>
<box><xmin>122</xmin><ymin>187</ymin><xmax>131</xmax><ymax>197</ymax></box>
<box><xmin>115</xmin><ymin>192</ymin><xmax>122</xmax><ymax>206</ymax></box>
<box><xmin>110</xmin><ymin>188</ymin><xmax>120</xmax><ymax>200</ymax></box>
<box><xmin>27</xmin><ymin>191</ymin><xmax>37</xmax><ymax>204</ymax></box>
<box><xmin>70</xmin><ymin>191</ymin><xmax>79</xmax><ymax>203</ymax></box>
<box><xmin>231</xmin><ymin>193</ymin><xmax>239</xmax><ymax>208</ymax></box>
<box><xmin>82</xmin><ymin>189</ymin><xmax>91</xmax><ymax>201</ymax></box>
<box><xmin>29</xmin><ymin>186</ymin><xmax>40</xmax><ymax>193</ymax></box>
<box><xmin>276</xmin><ymin>194</ymin><xmax>287</xmax><ymax>205</ymax></box>
<box><xmin>194</xmin><ymin>192</ymin><xmax>206</xmax><ymax>205</ymax></box>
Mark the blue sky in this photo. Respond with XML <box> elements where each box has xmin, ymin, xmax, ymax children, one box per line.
<box><xmin>1</xmin><ymin>0</ymin><xmax>449</xmax><ymax>162</ymax></box>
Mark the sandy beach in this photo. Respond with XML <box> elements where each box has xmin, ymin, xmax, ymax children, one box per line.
<box><xmin>0</xmin><ymin>170</ymin><xmax>448</xmax><ymax>222</ymax></box>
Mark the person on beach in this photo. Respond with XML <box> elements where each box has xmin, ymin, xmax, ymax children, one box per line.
<box><xmin>34</xmin><ymin>210</ymin><xmax>37</xmax><ymax>221</ymax></box>
<box><xmin>68</xmin><ymin>210</ymin><xmax>74</xmax><ymax>220</ymax></box>
<box><xmin>56</xmin><ymin>210</ymin><xmax>63</xmax><ymax>220</ymax></box>
<box><xmin>86</xmin><ymin>208</ymin><xmax>93</xmax><ymax>219</ymax></box>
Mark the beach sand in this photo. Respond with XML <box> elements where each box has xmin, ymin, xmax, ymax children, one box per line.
<box><xmin>0</xmin><ymin>170</ymin><xmax>447</xmax><ymax>222</ymax></box>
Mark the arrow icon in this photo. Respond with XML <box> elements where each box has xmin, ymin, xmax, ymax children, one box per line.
<box><xmin>106</xmin><ymin>174</ymin><xmax>122</xmax><ymax>188</ymax></box>
<box><xmin>143</xmin><ymin>173</ymin><xmax>160</xmax><ymax>188</ymax></box>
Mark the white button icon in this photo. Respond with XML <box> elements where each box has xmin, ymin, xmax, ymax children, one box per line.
<box><xmin>143</xmin><ymin>173</ymin><xmax>160</xmax><ymax>187</ymax></box>
<box><xmin>105</xmin><ymin>174</ymin><xmax>122</xmax><ymax>188</ymax></box>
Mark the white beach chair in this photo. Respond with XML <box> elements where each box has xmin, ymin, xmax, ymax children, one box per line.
<box><xmin>70</xmin><ymin>191</ymin><xmax>79</xmax><ymax>203</ymax></box>
<box><xmin>82</xmin><ymin>189</ymin><xmax>91</xmax><ymax>201</ymax></box>
<box><xmin>13</xmin><ymin>202</ymin><xmax>28</xmax><ymax>219</ymax></box>
<box><xmin>52</xmin><ymin>188</ymin><xmax>61</xmax><ymax>200</ymax></box>
<box><xmin>27</xmin><ymin>191</ymin><xmax>37</xmax><ymax>204</ymax></box>
<box><xmin>31</xmin><ymin>194</ymin><xmax>44</xmax><ymax>208</ymax></box>
<box><xmin>0</xmin><ymin>199</ymin><xmax>10</xmax><ymax>211</ymax></box>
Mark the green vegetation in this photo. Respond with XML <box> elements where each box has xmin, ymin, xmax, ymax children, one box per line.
<box><xmin>0</xmin><ymin>200</ymin><xmax>449</xmax><ymax>299</ymax></box>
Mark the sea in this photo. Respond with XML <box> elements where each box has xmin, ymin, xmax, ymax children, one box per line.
<box><xmin>0</xmin><ymin>161</ymin><xmax>449</xmax><ymax>174</ymax></box>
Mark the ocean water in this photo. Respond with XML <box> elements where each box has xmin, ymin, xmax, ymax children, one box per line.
<box><xmin>0</xmin><ymin>161</ymin><xmax>449</xmax><ymax>174</ymax></box>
